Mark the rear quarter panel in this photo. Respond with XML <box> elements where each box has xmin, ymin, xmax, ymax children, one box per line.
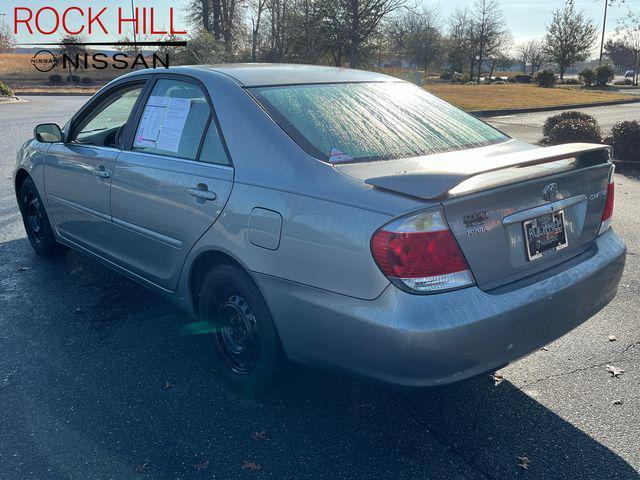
<box><xmin>185</xmin><ymin>182</ymin><xmax>393</xmax><ymax>300</ymax></box>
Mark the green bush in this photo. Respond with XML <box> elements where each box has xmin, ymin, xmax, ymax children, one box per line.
<box><xmin>579</xmin><ymin>68</ymin><xmax>596</xmax><ymax>87</ymax></box>
<box><xmin>542</xmin><ymin>111</ymin><xmax>598</xmax><ymax>138</ymax></box>
<box><xmin>80</xmin><ymin>77</ymin><xmax>94</xmax><ymax>86</ymax></box>
<box><xmin>513</xmin><ymin>74</ymin><xmax>532</xmax><ymax>83</ymax></box>
<box><xmin>48</xmin><ymin>74</ymin><xmax>63</xmax><ymax>84</ymax></box>
<box><xmin>607</xmin><ymin>120</ymin><xmax>640</xmax><ymax>161</ymax></box>
<box><xmin>0</xmin><ymin>81</ymin><xmax>13</xmax><ymax>97</ymax></box>
<box><xmin>545</xmin><ymin>119</ymin><xmax>602</xmax><ymax>145</ymax></box>
<box><xmin>69</xmin><ymin>74</ymin><xmax>81</xmax><ymax>84</ymax></box>
<box><xmin>534</xmin><ymin>69</ymin><xmax>556</xmax><ymax>88</ymax></box>
<box><xmin>452</xmin><ymin>73</ymin><xmax>469</xmax><ymax>83</ymax></box>
<box><xmin>595</xmin><ymin>64</ymin><xmax>615</xmax><ymax>87</ymax></box>
<box><xmin>506</xmin><ymin>76</ymin><xmax>517</xmax><ymax>83</ymax></box>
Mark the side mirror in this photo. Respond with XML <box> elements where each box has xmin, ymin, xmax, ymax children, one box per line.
<box><xmin>34</xmin><ymin>123</ymin><xmax>64</xmax><ymax>143</ymax></box>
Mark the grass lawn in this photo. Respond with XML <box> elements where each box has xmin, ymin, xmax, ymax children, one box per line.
<box><xmin>424</xmin><ymin>83</ymin><xmax>634</xmax><ymax>112</ymax></box>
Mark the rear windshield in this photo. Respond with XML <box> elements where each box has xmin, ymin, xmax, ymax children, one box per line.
<box><xmin>250</xmin><ymin>82</ymin><xmax>509</xmax><ymax>163</ymax></box>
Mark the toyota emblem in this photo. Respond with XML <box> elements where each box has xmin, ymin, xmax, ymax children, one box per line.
<box><xmin>543</xmin><ymin>183</ymin><xmax>559</xmax><ymax>201</ymax></box>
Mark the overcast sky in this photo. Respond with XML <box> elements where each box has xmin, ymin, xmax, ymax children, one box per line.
<box><xmin>4</xmin><ymin>0</ymin><xmax>635</xmax><ymax>54</ymax></box>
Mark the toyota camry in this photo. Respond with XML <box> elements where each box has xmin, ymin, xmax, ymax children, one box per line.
<box><xmin>14</xmin><ymin>64</ymin><xmax>626</xmax><ymax>395</ymax></box>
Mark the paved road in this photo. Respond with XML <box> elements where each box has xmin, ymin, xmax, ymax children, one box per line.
<box><xmin>486</xmin><ymin>103</ymin><xmax>640</xmax><ymax>144</ymax></box>
<box><xmin>1</xmin><ymin>96</ymin><xmax>639</xmax><ymax>480</ymax></box>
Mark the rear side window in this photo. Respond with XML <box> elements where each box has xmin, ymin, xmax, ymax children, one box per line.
<box><xmin>200</xmin><ymin>123</ymin><xmax>230</xmax><ymax>166</ymax></box>
<box><xmin>250</xmin><ymin>82</ymin><xmax>509</xmax><ymax>163</ymax></box>
<box><xmin>134</xmin><ymin>79</ymin><xmax>211</xmax><ymax>160</ymax></box>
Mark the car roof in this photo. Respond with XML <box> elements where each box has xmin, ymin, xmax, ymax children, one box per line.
<box><xmin>189</xmin><ymin>63</ymin><xmax>398</xmax><ymax>87</ymax></box>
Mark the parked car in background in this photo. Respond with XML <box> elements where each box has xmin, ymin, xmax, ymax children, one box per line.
<box><xmin>14</xmin><ymin>65</ymin><xmax>626</xmax><ymax>395</ymax></box>
<box><xmin>625</xmin><ymin>70</ymin><xmax>635</xmax><ymax>79</ymax></box>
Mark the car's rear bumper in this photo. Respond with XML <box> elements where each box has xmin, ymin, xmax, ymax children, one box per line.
<box><xmin>255</xmin><ymin>228</ymin><xmax>626</xmax><ymax>387</ymax></box>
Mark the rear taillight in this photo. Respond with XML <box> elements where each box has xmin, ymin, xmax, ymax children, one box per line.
<box><xmin>598</xmin><ymin>179</ymin><xmax>615</xmax><ymax>236</ymax></box>
<box><xmin>371</xmin><ymin>209</ymin><xmax>475</xmax><ymax>293</ymax></box>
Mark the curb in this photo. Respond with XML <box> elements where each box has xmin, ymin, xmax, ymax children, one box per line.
<box><xmin>0</xmin><ymin>96</ymin><xmax>29</xmax><ymax>104</ymax></box>
<box><xmin>613</xmin><ymin>159</ymin><xmax>640</xmax><ymax>171</ymax></box>
<box><xmin>14</xmin><ymin>92</ymin><xmax>96</xmax><ymax>97</ymax></box>
<box><xmin>471</xmin><ymin>98</ymin><xmax>640</xmax><ymax>117</ymax></box>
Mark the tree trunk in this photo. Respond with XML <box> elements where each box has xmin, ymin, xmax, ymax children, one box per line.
<box><xmin>201</xmin><ymin>0</ymin><xmax>211</xmax><ymax>33</ymax></box>
<box><xmin>251</xmin><ymin>18</ymin><xmax>257</xmax><ymax>62</ymax></box>
<box><xmin>349</xmin><ymin>0</ymin><xmax>359</xmax><ymax>68</ymax></box>
<box><xmin>212</xmin><ymin>0</ymin><xmax>222</xmax><ymax>40</ymax></box>
<box><xmin>489</xmin><ymin>59</ymin><xmax>496</xmax><ymax>79</ymax></box>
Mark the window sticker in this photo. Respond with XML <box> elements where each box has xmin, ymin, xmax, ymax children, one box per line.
<box><xmin>328</xmin><ymin>147</ymin><xmax>353</xmax><ymax>163</ymax></box>
<box><xmin>134</xmin><ymin>96</ymin><xmax>192</xmax><ymax>153</ymax></box>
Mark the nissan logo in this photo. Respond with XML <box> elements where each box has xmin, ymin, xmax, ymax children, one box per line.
<box><xmin>543</xmin><ymin>183</ymin><xmax>559</xmax><ymax>201</ymax></box>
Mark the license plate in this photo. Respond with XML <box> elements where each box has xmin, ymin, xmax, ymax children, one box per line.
<box><xmin>523</xmin><ymin>210</ymin><xmax>568</xmax><ymax>261</ymax></box>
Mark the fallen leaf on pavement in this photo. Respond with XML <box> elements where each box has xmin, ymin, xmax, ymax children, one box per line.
<box><xmin>612</xmin><ymin>399</ymin><xmax>624</xmax><ymax>405</ymax></box>
<box><xmin>605</xmin><ymin>365</ymin><xmax>625</xmax><ymax>378</ymax></box>
<box><xmin>540</xmin><ymin>346</ymin><xmax>549</xmax><ymax>351</ymax></box>
<box><xmin>253</xmin><ymin>430</ymin><xmax>266</xmax><ymax>441</ymax></box>
<box><xmin>16</xmin><ymin>267</ymin><xmax>29</xmax><ymax>272</ymax></box>
<box><xmin>74</xmin><ymin>307</ymin><xmax>82</xmax><ymax>314</ymax></box>
<box><xmin>135</xmin><ymin>462</ymin><xmax>150</xmax><ymax>473</ymax></box>
<box><xmin>489</xmin><ymin>373</ymin><xmax>504</xmax><ymax>386</ymax></box>
<box><xmin>242</xmin><ymin>461</ymin><xmax>262</xmax><ymax>471</ymax></box>
<box><xmin>193</xmin><ymin>460</ymin><xmax>209</xmax><ymax>471</ymax></box>
<box><xmin>517</xmin><ymin>456</ymin><xmax>531</xmax><ymax>470</ymax></box>
<box><xmin>163</xmin><ymin>381</ymin><xmax>173</xmax><ymax>390</ymax></box>
<box><xmin>608</xmin><ymin>335</ymin><xmax>618</xmax><ymax>342</ymax></box>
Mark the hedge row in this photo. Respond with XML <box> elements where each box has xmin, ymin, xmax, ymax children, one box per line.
<box><xmin>540</xmin><ymin>111</ymin><xmax>640</xmax><ymax>162</ymax></box>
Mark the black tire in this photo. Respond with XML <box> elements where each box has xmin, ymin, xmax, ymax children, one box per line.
<box><xmin>18</xmin><ymin>177</ymin><xmax>67</xmax><ymax>256</ymax></box>
<box><xmin>199</xmin><ymin>264</ymin><xmax>288</xmax><ymax>396</ymax></box>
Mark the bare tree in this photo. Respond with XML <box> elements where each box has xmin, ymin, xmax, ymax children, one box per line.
<box><xmin>469</xmin><ymin>0</ymin><xmax>508</xmax><ymax>82</ymax></box>
<box><xmin>386</xmin><ymin>6</ymin><xmax>443</xmax><ymax>75</ymax></box>
<box><xmin>615</xmin><ymin>10</ymin><xmax>640</xmax><ymax>85</ymax></box>
<box><xmin>544</xmin><ymin>3</ymin><xmax>598</xmax><ymax>80</ymax></box>
<box><xmin>343</xmin><ymin>0</ymin><xmax>406</xmax><ymax>68</ymax></box>
<box><xmin>0</xmin><ymin>24</ymin><xmax>15</xmax><ymax>53</ymax></box>
<box><xmin>518</xmin><ymin>39</ymin><xmax>546</xmax><ymax>75</ymax></box>
<box><xmin>446</xmin><ymin>7</ymin><xmax>472</xmax><ymax>74</ymax></box>
<box><xmin>59</xmin><ymin>35</ymin><xmax>88</xmax><ymax>83</ymax></box>
<box><xmin>250</xmin><ymin>0</ymin><xmax>269</xmax><ymax>61</ymax></box>
<box><xmin>189</xmin><ymin>0</ymin><xmax>246</xmax><ymax>54</ymax></box>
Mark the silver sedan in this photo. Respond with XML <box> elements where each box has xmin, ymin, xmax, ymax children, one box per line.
<box><xmin>14</xmin><ymin>64</ymin><xmax>626</xmax><ymax>395</ymax></box>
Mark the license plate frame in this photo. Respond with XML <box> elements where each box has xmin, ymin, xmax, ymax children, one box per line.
<box><xmin>523</xmin><ymin>210</ymin><xmax>568</xmax><ymax>261</ymax></box>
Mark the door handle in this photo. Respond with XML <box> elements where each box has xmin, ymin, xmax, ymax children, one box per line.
<box><xmin>93</xmin><ymin>167</ymin><xmax>111</xmax><ymax>179</ymax></box>
<box><xmin>188</xmin><ymin>187</ymin><xmax>217</xmax><ymax>201</ymax></box>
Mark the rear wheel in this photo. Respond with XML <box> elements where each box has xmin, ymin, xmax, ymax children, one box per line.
<box><xmin>18</xmin><ymin>177</ymin><xmax>67</xmax><ymax>256</ymax></box>
<box><xmin>199</xmin><ymin>264</ymin><xmax>288</xmax><ymax>396</ymax></box>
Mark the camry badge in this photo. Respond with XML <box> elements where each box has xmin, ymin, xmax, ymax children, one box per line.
<box><xmin>543</xmin><ymin>183</ymin><xmax>559</xmax><ymax>201</ymax></box>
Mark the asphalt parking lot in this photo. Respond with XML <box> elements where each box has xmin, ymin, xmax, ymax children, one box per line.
<box><xmin>1</xmin><ymin>96</ymin><xmax>639</xmax><ymax>479</ymax></box>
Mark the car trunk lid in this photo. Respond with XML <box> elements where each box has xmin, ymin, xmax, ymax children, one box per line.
<box><xmin>336</xmin><ymin>142</ymin><xmax>613</xmax><ymax>290</ymax></box>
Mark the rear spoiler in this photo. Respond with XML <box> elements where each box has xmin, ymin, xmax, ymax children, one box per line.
<box><xmin>364</xmin><ymin>143</ymin><xmax>612</xmax><ymax>200</ymax></box>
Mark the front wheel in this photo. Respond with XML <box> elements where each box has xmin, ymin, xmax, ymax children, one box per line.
<box><xmin>18</xmin><ymin>177</ymin><xmax>67</xmax><ymax>256</ymax></box>
<box><xmin>199</xmin><ymin>264</ymin><xmax>289</xmax><ymax>396</ymax></box>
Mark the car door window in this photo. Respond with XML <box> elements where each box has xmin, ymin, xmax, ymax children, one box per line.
<box><xmin>133</xmin><ymin>79</ymin><xmax>211</xmax><ymax>161</ymax></box>
<box><xmin>73</xmin><ymin>84</ymin><xmax>144</xmax><ymax>148</ymax></box>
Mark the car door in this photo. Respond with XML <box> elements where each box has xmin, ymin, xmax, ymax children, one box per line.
<box><xmin>44</xmin><ymin>80</ymin><xmax>148</xmax><ymax>262</ymax></box>
<box><xmin>110</xmin><ymin>76</ymin><xmax>234</xmax><ymax>291</ymax></box>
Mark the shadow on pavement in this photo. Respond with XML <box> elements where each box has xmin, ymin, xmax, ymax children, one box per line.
<box><xmin>1</xmin><ymin>237</ymin><xmax>638</xmax><ymax>480</ymax></box>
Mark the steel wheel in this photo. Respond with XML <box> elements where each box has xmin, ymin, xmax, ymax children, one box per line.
<box><xmin>212</xmin><ymin>290</ymin><xmax>260</xmax><ymax>374</ymax></box>
<box><xmin>24</xmin><ymin>191</ymin><xmax>45</xmax><ymax>244</ymax></box>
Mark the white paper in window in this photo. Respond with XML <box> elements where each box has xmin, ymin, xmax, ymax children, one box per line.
<box><xmin>156</xmin><ymin>97</ymin><xmax>191</xmax><ymax>153</ymax></box>
<box><xmin>134</xmin><ymin>96</ymin><xmax>191</xmax><ymax>153</ymax></box>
